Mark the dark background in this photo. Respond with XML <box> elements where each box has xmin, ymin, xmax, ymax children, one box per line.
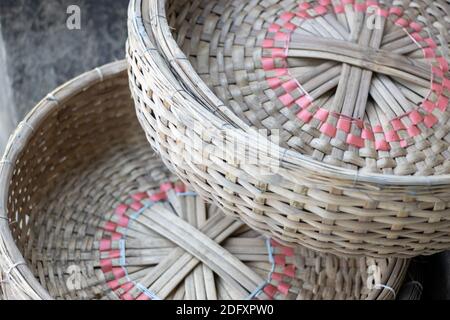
<box><xmin>0</xmin><ymin>0</ymin><xmax>448</xmax><ymax>300</ymax></box>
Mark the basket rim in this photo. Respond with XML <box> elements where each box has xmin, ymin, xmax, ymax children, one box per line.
<box><xmin>0</xmin><ymin>60</ymin><xmax>128</xmax><ymax>300</ymax></box>
<box><xmin>130</xmin><ymin>0</ymin><xmax>450</xmax><ymax>187</ymax></box>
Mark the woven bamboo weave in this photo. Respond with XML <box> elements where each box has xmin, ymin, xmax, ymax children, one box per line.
<box><xmin>127</xmin><ymin>0</ymin><xmax>450</xmax><ymax>257</ymax></box>
<box><xmin>0</xmin><ymin>61</ymin><xmax>407</xmax><ymax>300</ymax></box>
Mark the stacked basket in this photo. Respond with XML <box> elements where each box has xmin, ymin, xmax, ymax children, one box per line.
<box><xmin>127</xmin><ymin>0</ymin><xmax>450</xmax><ymax>258</ymax></box>
<box><xmin>0</xmin><ymin>61</ymin><xmax>408</xmax><ymax>300</ymax></box>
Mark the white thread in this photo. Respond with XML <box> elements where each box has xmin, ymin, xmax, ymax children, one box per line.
<box><xmin>46</xmin><ymin>94</ymin><xmax>59</xmax><ymax>104</ymax></box>
<box><xmin>374</xmin><ymin>284</ymin><xmax>397</xmax><ymax>299</ymax></box>
<box><xmin>0</xmin><ymin>272</ymin><xmax>5</xmax><ymax>284</ymax></box>
<box><xmin>280</xmin><ymin>148</ymin><xmax>289</xmax><ymax>163</ymax></box>
<box><xmin>352</xmin><ymin>170</ymin><xmax>360</xmax><ymax>188</ymax></box>
<box><xmin>170</xmin><ymin>88</ymin><xmax>187</xmax><ymax>101</ymax></box>
<box><xmin>143</xmin><ymin>47</ymin><xmax>158</xmax><ymax>54</ymax></box>
<box><xmin>0</xmin><ymin>216</ymin><xmax>17</xmax><ymax>227</ymax></box>
<box><xmin>405</xmin><ymin>27</ymin><xmax>435</xmax><ymax>102</ymax></box>
<box><xmin>95</xmin><ymin>68</ymin><xmax>104</xmax><ymax>82</ymax></box>
<box><xmin>280</xmin><ymin>19</ymin><xmax>313</xmax><ymax>102</ymax></box>
<box><xmin>405</xmin><ymin>280</ymin><xmax>423</xmax><ymax>292</ymax></box>
<box><xmin>176</xmin><ymin>191</ymin><xmax>197</xmax><ymax>197</ymax></box>
<box><xmin>0</xmin><ymin>159</ymin><xmax>12</xmax><ymax>166</ymax></box>
<box><xmin>119</xmin><ymin>239</ymin><xmax>126</xmax><ymax>267</ymax></box>
<box><xmin>1</xmin><ymin>261</ymin><xmax>27</xmax><ymax>283</ymax></box>
<box><xmin>135</xmin><ymin>283</ymin><xmax>161</xmax><ymax>300</ymax></box>
<box><xmin>19</xmin><ymin>121</ymin><xmax>35</xmax><ymax>132</ymax></box>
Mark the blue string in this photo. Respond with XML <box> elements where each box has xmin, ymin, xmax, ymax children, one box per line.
<box><xmin>176</xmin><ymin>191</ymin><xmax>198</xmax><ymax>197</ymax></box>
<box><xmin>119</xmin><ymin>239</ymin><xmax>126</xmax><ymax>267</ymax></box>
<box><xmin>119</xmin><ymin>200</ymin><xmax>161</xmax><ymax>300</ymax></box>
<box><xmin>136</xmin><ymin>283</ymin><xmax>161</xmax><ymax>300</ymax></box>
<box><xmin>246</xmin><ymin>281</ymin><xmax>268</xmax><ymax>300</ymax></box>
<box><xmin>246</xmin><ymin>238</ymin><xmax>275</xmax><ymax>300</ymax></box>
<box><xmin>130</xmin><ymin>201</ymin><xmax>153</xmax><ymax>220</ymax></box>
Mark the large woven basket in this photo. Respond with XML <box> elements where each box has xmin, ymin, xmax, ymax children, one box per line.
<box><xmin>0</xmin><ymin>61</ymin><xmax>408</xmax><ymax>300</ymax></box>
<box><xmin>127</xmin><ymin>0</ymin><xmax>450</xmax><ymax>257</ymax></box>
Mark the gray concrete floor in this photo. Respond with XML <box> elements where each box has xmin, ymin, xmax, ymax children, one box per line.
<box><xmin>0</xmin><ymin>22</ymin><xmax>16</xmax><ymax>150</ymax></box>
<box><xmin>0</xmin><ymin>0</ymin><xmax>128</xmax><ymax>152</ymax></box>
<box><xmin>0</xmin><ymin>0</ymin><xmax>448</xmax><ymax>300</ymax></box>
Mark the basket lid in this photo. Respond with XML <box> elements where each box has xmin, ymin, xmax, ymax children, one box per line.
<box><xmin>170</xmin><ymin>0</ymin><xmax>450</xmax><ymax>176</ymax></box>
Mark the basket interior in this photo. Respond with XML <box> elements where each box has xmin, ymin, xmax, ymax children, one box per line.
<box><xmin>164</xmin><ymin>0</ymin><xmax>450</xmax><ymax>176</ymax></box>
<box><xmin>3</xmin><ymin>70</ymin><xmax>174</xmax><ymax>298</ymax></box>
<box><xmin>7</xmin><ymin>72</ymin><xmax>142</xmax><ymax>250</ymax></box>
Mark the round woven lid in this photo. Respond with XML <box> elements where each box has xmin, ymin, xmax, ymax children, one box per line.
<box><xmin>166</xmin><ymin>0</ymin><xmax>450</xmax><ymax>176</ymax></box>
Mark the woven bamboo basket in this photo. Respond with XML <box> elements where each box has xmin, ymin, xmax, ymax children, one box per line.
<box><xmin>127</xmin><ymin>0</ymin><xmax>450</xmax><ymax>257</ymax></box>
<box><xmin>0</xmin><ymin>61</ymin><xmax>408</xmax><ymax>300</ymax></box>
